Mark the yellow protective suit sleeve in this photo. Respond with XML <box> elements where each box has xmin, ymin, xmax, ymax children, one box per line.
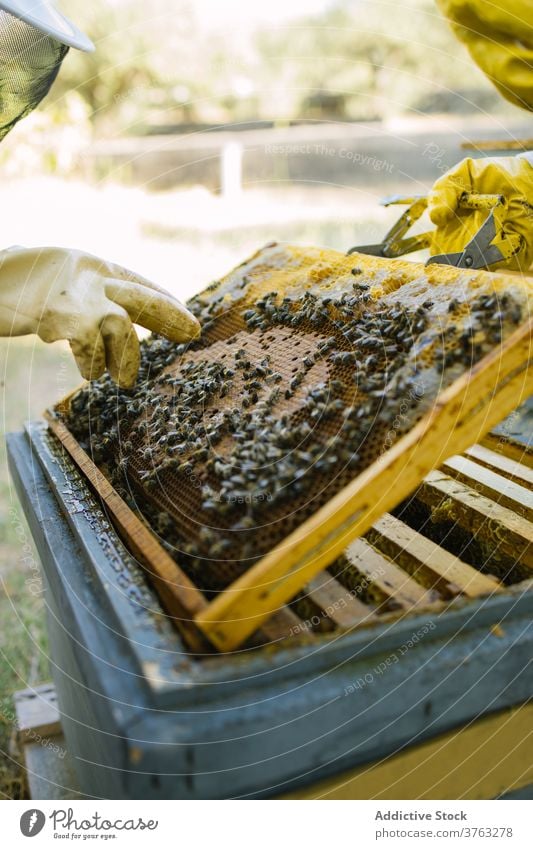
<box><xmin>435</xmin><ymin>0</ymin><xmax>533</xmax><ymax>110</ymax></box>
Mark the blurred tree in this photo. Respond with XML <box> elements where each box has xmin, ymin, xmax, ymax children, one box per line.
<box><xmin>253</xmin><ymin>0</ymin><xmax>499</xmax><ymax>121</ymax></box>
<box><xmin>53</xmin><ymin>0</ymin><xmax>203</xmax><ymax>131</ymax></box>
<box><xmin>28</xmin><ymin>0</ymin><xmax>504</xmax><ymax>136</ymax></box>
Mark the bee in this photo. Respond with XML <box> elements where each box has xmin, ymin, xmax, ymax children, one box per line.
<box><xmin>509</xmin><ymin>305</ymin><xmax>522</xmax><ymax>324</ymax></box>
<box><xmin>234</xmin><ymin>516</ymin><xmax>256</xmax><ymax>530</ymax></box>
<box><xmin>266</xmin><ymin>389</ymin><xmax>280</xmax><ymax>408</ymax></box>
<box><xmin>364</xmin><ymin>354</ymin><xmax>378</xmax><ymax>369</ymax></box>
<box><xmin>162</xmin><ymin>457</ymin><xmax>181</xmax><ymax>472</ymax></box>
<box><xmin>117</xmin><ymin>456</ymin><xmax>129</xmax><ymax>473</ymax></box>
<box><xmin>310</xmin><ymin>386</ymin><xmax>327</xmax><ymax>403</ymax></box>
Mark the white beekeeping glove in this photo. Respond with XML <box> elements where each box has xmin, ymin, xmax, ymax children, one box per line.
<box><xmin>0</xmin><ymin>246</ymin><xmax>200</xmax><ymax>387</ymax></box>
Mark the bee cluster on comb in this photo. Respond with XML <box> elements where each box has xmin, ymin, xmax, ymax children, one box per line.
<box><xmin>63</xmin><ymin>244</ymin><xmax>527</xmax><ymax>593</ymax></box>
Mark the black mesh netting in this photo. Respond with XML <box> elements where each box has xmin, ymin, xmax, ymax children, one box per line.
<box><xmin>0</xmin><ymin>9</ymin><xmax>68</xmax><ymax>141</ymax></box>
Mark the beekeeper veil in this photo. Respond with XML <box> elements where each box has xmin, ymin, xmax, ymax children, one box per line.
<box><xmin>0</xmin><ymin>1</ymin><xmax>93</xmax><ymax>141</ymax></box>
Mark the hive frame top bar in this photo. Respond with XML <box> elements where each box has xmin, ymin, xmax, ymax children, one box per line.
<box><xmin>48</xmin><ymin>244</ymin><xmax>533</xmax><ymax>652</ymax></box>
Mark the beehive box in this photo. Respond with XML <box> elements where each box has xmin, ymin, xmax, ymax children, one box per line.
<box><xmin>7</xmin><ymin>415</ymin><xmax>533</xmax><ymax>798</ymax></box>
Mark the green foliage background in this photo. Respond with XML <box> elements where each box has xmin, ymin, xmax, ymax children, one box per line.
<box><xmin>50</xmin><ymin>0</ymin><xmax>501</xmax><ymax>134</ymax></box>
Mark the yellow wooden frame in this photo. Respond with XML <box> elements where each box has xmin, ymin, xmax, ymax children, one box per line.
<box><xmin>195</xmin><ymin>318</ymin><xmax>532</xmax><ymax>649</ymax></box>
<box><xmin>47</xmin><ymin>317</ymin><xmax>532</xmax><ymax>653</ymax></box>
<box><xmin>46</xmin><ymin>244</ymin><xmax>533</xmax><ymax>653</ymax></box>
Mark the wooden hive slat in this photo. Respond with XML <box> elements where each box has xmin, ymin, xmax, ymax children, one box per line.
<box><xmin>345</xmin><ymin>537</ymin><xmax>438</xmax><ymax>609</ymax></box>
<box><xmin>257</xmin><ymin>608</ymin><xmax>304</xmax><ymax>642</ymax></box>
<box><xmin>465</xmin><ymin>444</ymin><xmax>533</xmax><ymax>490</ymax></box>
<box><xmin>367</xmin><ymin>514</ymin><xmax>502</xmax><ymax>598</ymax></box>
<box><xmin>304</xmin><ymin>574</ymin><xmax>374</xmax><ymax>628</ymax></box>
<box><xmin>481</xmin><ymin>433</ymin><xmax>533</xmax><ymax>469</ymax></box>
<box><xmin>441</xmin><ymin>455</ymin><xmax>533</xmax><ymax>522</ymax></box>
<box><xmin>418</xmin><ymin>471</ymin><xmax>533</xmax><ymax>570</ymax></box>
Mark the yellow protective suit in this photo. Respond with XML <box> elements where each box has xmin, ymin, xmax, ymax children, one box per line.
<box><xmin>435</xmin><ymin>0</ymin><xmax>533</xmax><ymax>110</ymax></box>
<box><xmin>430</xmin><ymin>1</ymin><xmax>533</xmax><ymax>269</ymax></box>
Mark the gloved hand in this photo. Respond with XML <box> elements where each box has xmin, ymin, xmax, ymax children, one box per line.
<box><xmin>434</xmin><ymin>0</ymin><xmax>533</xmax><ymax>110</ymax></box>
<box><xmin>428</xmin><ymin>155</ymin><xmax>533</xmax><ymax>271</ymax></box>
<box><xmin>0</xmin><ymin>246</ymin><xmax>200</xmax><ymax>387</ymax></box>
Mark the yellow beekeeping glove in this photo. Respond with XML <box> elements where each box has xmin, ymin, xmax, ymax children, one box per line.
<box><xmin>434</xmin><ymin>0</ymin><xmax>533</xmax><ymax>110</ymax></box>
<box><xmin>0</xmin><ymin>247</ymin><xmax>200</xmax><ymax>387</ymax></box>
<box><xmin>428</xmin><ymin>155</ymin><xmax>533</xmax><ymax>271</ymax></box>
